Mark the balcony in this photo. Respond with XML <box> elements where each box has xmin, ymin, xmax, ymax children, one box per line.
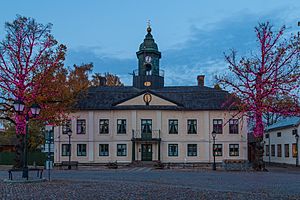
<box><xmin>132</xmin><ymin>69</ymin><xmax>165</xmax><ymax>77</ymax></box>
<box><xmin>131</xmin><ymin>130</ymin><xmax>161</xmax><ymax>141</ymax></box>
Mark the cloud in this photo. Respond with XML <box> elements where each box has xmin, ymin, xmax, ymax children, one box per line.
<box><xmin>161</xmin><ymin>9</ymin><xmax>299</xmax><ymax>86</ymax></box>
<box><xmin>64</xmin><ymin>8</ymin><xmax>299</xmax><ymax>87</ymax></box>
<box><xmin>65</xmin><ymin>47</ymin><xmax>136</xmax><ymax>85</ymax></box>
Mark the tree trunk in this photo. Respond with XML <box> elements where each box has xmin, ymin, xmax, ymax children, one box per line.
<box><xmin>13</xmin><ymin>135</ymin><xmax>23</xmax><ymax>169</ymax></box>
<box><xmin>252</xmin><ymin>111</ymin><xmax>267</xmax><ymax>171</ymax></box>
<box><xmin>253</xmin><ymin>136</ymin><xmax>266</xmax><ymax>171</ymax></box>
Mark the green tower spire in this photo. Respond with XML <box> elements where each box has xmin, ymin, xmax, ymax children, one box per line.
<box><xmin>136</xmin><ymin>23</ymin><xmax>161</xmax><ymax>76</ymax></box>
<box><xmin>133</xmin><ymin>23</ymin><xmax>164</xmax><ymax>89</ymax></box>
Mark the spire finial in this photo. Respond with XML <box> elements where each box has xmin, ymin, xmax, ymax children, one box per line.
<box><xmin>147</xmin><ymin>20</ymin><xmax>151</xmax><ymax>33</ymax></box>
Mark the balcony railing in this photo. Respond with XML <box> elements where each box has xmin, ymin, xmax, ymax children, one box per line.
<box><xmin>132</xmin><ymin>69</ymin><xmax>165</xmax><ymax>77</ymax></box>
<box><xmin>132</xmin><ymin>129</ymin><xmax>161</xmax><ymax>141</ymax></box>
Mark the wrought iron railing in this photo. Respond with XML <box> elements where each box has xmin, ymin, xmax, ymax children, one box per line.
<box><xmin>132</xmin><ymin>129</ymin><xmax>161</xmax><ymax>140</ymax></box>
<box><xmin>132</xmin><ymin>69</ymin><xmax>165</xmax><ymax>77</ymax></box>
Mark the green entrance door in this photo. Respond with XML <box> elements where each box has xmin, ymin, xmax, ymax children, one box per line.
<box><xmin>141</xmin><ymin>144</ymin><xmax>152</xmax><ymax>161</ymax></box>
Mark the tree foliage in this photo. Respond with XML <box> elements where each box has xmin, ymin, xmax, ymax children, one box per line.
<box><xmin>91</xmin><ymin>72</ymin><xmax>123</xmax><ymax>86</ymax></box>
<box><xmin>0</xmin><ymin>16</ymin><xmax>95</xmax><ymax>128</ymax></box>
<box><xmin>34</xmin><ymin>62</ymin><xmax>93</xmax><ymax>125</ymax></box>
<box><xmin>2</xmin><ymin>121</ymin><xmax>44</xmax><ymax>151</ymax></box>
<box><xmin>0</xmin><ymin>15</ymin><xmax>66</xmax><ymax>132</ymax></box>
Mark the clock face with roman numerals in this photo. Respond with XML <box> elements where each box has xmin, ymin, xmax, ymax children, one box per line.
<box><xmin>145</xmin><ymin>56</ymin><xmax>152</xmax><ymax>63</ymax></box>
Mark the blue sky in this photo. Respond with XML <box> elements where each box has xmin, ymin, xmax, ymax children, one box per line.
<box><xmin>0</xmin><ymin>0</ymin><xmax>299</xmax><ymax>86</ymax></box>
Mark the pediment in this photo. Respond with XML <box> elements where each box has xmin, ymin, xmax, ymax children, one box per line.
<box><xmin>115</xmin><ymin>92</ymin><xmax>178</xmax><ymax>107</ymax></box>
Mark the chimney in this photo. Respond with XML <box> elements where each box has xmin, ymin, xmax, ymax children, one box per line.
<box><xmin>197</xmin><ymin>75</ymin><xmax>205</xmax><ymax>86</ymax></box>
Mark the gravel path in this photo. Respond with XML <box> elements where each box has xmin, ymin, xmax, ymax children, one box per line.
<box><xmin>0</xmin><ymin>167</ymin><xmax>299</xmax><ymax>200</ymax></box>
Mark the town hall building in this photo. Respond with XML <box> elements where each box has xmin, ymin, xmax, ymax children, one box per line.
<box><xmin>53</xmin><ymin>26</ymin><xmax>248</xmax><ymax>165</ymax></box>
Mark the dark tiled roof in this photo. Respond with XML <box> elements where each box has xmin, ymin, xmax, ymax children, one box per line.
<box><xmin>74</xmin><ymin>86</ymin><xmax>236</xmax><ymax>111</ymax></box>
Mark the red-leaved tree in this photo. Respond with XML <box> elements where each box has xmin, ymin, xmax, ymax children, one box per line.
<box><xmin>218</xmin><ymin>22</ymin><xmax>300</xmax><ymax>171</ymax></box>
<box><xmin>0</xmin><ymin>16</ymin><xmax>66</xmax><ymax>124</ymax></box>
<box><xmin>0</xmin><ymin>16</ymin><xmax>66</xmax><ymax>167</ymax></box>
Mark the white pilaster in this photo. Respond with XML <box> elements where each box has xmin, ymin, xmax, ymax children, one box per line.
<box><xmin>203</xmin><ymin>111</ymin><xmax>210</xmax><ymax>162</ymax></box>
<box><xmin>88</xmin><ymin>111</ymin><xmax>94</xmax><ymax>162</ymax></box>
<box><xmin>156</xmin><ymin>111</ymin><xmax>162</xmax><ymax>131</ymax></box>
<box><xmin>131</xmin><ymin>110</ymin><xmax>137</xmax><ymax>131</ymax></box>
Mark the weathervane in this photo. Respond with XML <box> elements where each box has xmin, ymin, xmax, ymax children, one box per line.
<box><xmin>147</xmin><ymin>20</ymin><xmax>151</xmax><ymax>33</ymax></box>
<box><xmin>147</xmin><ymin>20</ymin><xmax>151</xmax><ymax>28</ymax></box>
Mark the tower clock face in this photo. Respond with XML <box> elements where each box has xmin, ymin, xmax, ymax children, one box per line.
<box><xmin>145</xmin><ymin>56</ymin><xmax>152</xmax><ymax>63</ymax></box>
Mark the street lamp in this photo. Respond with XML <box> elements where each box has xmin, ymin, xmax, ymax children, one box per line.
<box><xmin>293</xmin><ymin>129</ymin><xmax>299</xmax><ymax>167</ymax></box>
<box><xmin>67</xmin><ymin>128</ymin><xmax>72</xmax><ymax>170</ymax></box>
<box><xmin>212</xmin><ymin>130</ymin><xmax>217</xmax><ymax>170</ymax></box>
<box><xmin>13</xmin><ymin>99</ymin><xmax>41</xmax><ymax>179</ymax></box>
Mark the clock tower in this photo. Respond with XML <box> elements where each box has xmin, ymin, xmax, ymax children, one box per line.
<box><xmin>133</xmin><ymin>24</ymin><xmax>164</xmax><ymax>89</ymax></box>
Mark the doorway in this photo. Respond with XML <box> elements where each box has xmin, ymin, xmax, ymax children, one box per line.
<box><xmin>141</xmin><ymin>144</ymin><xmax>152</xmax><ymax>161</ymax></box>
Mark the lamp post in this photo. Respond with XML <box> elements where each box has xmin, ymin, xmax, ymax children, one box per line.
<box><xmin>212</xmin><ymin>130</ymin><xmax>217</xmax><ymax>170</ymax></box>
<box><xmin>13</xmin><ymin>100</ymin><xmax>41</xmax><ymax>179</ymax></box>
<box><xmin>268</xmin><ymin>134</ymin><xmax>271</xmax><ymax>165</ymax></box>
<box><xmin>67</xmin><ymin>128</ymin><xmax>72</xmax><ymax>170</ymax></box>
<box><xmin>293</xmin><ymin>129</ymin><xmax>299</xmax><ymax>167</ymax></box>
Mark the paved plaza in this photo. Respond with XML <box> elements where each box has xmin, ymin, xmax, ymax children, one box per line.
<box><xmin>0</xmin><ymin>166</ymin><xmax>299</xmax><ymax>200</ymax></box>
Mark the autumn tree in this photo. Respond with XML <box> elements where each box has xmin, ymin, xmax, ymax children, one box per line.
<box><xmin>218</xmin><ymin>22</ymin><xmax>300</xmax><ymax>171</ymax></box>
<box><xmin>37</xmin><ymin>62</ymin><xmax>93</xmax><ymax>124</ymax></box>
<box><xmin>0</xmin><ymin>15</ymin><xmax>93</xmax><ymax>125</ymax></box>
<box><xmin>0</xmin><ymin>16</ymin><xmax>94</xmax><ymax>167</ymax></box>
<box><xmin>91</xmin><ymin>72</ymin><xmax>123</xmax><ymax>86</ymax></box>
<box><xmin>0</xmin><ymin>61</ymin><xmax>92</xmax><ymax>164</ymax></box>
<box><xmin>68</xmin><ymin>63</ymin><xmax>93</xmax><ymax>94</ymax></box>
<box><xmin>0</xmin><ymin>16</ymin><xmax>67</xmax><ymax>167</ymax></box>
<box><xmin>2</xmin><ymin>121</ymin><xmax>44</xmax><ymax>152</ymax></box>
<box><xmin>0</xmin><ymin>15</ymin><xmax>67</xmax><ymax>125</ymax></box>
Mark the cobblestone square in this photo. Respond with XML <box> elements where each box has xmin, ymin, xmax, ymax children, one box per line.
<box><xmin>0</xmin><ymin>167</ymin><xmax>299</xmax><ymax>200</ymax></box>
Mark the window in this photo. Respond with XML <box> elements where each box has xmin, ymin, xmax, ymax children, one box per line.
<box><xmin>285</xmin><ymin>144</ymin><xmax>289</xmax><ymax>157</ymax></box>
<box><xmin>213</xmin><ymin>119</ymin><xmax>223</xmax><ymax>134</ymax></box>
<box><xmin>62</xmin><ymin>144</ymin><xmax>70</xmax><ymax>156</ymax></box>
<box><xmin>187</xmin><ymin>119</ymin><xmax>197</xmax><ymax>134</ymax></box>
<box><xmin>292</xmin><ymin>143</ymin><xmax>297</xmax><ymax>158</ymax></box>
<box><xmin>169</xmin><ymin>119</ymin><xmax>178</xmax><ymax>134</ymax></box>
<box><xmin>117</xmin><ymin>144</ymin><xmax>127</xmax><ymax>156</ymax></box>
<box><xmin>213</xmin><ymin>144</ymin><xmax>223</xmax><ymax>156</ymax></box>
<box><xmin>229</xmin><ymin>144</ymin><xmax>239</xmax><ymax>156</ymax></box>
<box><xmin>277</xmin><ymin>132</ymin><xmax>281</xmax><ymax>137</ymax></box>
<box><xmin>62</xmin><ymin>120</ymin><xmax>71</xmax><ymax>134</ymax></box>
<box><xmin>77</xmin><ymin>144</ymin><xmax>87</xmax><ymax>156</ymax></box>
<box><xmin>229</xmin><ymin>119</ymin><xmax>239</xmax><ymax>134</ymax></box>
<box><xmin>77</xmin><ymin>119</ymin><xmax>86</xmax><ymax>134</ymax></box>
<box><xmin>99</xmin><ymin>144</ymin><xmax>109</xmax><ymax>156</ymax></box>
<box><xmin>277</xmin><ymin>144</ymin><xmax>282</xmax><ymax>157</ymax></box>
<box><xmin>271</xmin><ymin>144</ymin><xmax>275</xmax><ymax>156</ymax></box>
<box><xmin>99</xmin><ymin>119</ymin><xmax>109</xmax><ymax>134</ymax></box>
<box><xmin>265</xmin><ymin>145</ymin><xmax>270</xmax><ymax>156</ymax></box>
<box><xmin>141</xmin><ymin>119</ymin><xmax>152</xmax><ymax>134</ymax></box>
<box><xmin>187</xmin><ymin>144</ymin><xmax>197</xmax><ymax>156</ymax></box>
<box><xmin>117</xmin><ymin>119</ymin><xmax>126</xmax><ymax>134</ymax></box>
<box><xmin>265</xmin><ymin>134</ymin><xmax>269</xmax><ymax>139</ymax></box>
<box><xmin>168</xmin><ymin>144</ymin><xmax>178</xmax><ymax>156</ymax></box>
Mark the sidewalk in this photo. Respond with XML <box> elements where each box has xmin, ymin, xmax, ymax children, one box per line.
<box><xmin>0</xmin><ymin>165</ymin><xmax>13</xmax><ymax>171</ymax></box>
